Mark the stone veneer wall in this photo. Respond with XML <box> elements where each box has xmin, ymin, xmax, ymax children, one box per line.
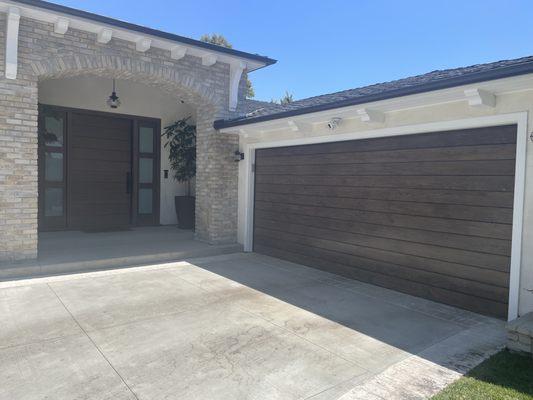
<box><xmin>0</xmin><ymin>13</ymin><xmax>244</xmax><ymax>261</ymax></box>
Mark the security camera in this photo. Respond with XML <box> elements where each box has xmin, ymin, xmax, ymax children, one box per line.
<box><xmin>327</xmin><ymin>117</ymin><xmax>342</xmax><ymax>130</ymax></box>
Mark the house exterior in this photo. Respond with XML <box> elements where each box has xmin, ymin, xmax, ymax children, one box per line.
<box><xmin>0</xmin><ymin>0</ymin><xmax>274</xmax><ymax>258</ymax></box>
<box><xmin>217</xmin><ymin>59</ymin><xmax>533</xmax><ymax>323</ymax></box>
<box><xmin>1</xmin><ymin>0</ymin><xmax>532</xmax><ymax>323</ymax></box>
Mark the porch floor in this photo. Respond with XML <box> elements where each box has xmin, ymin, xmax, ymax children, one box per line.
<box><xmin>0</xmin><ymin>226</ymin><xmax>242</xmax><ymax>280</ymax></box>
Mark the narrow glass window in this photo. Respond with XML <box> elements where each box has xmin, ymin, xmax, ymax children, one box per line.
<box><xmin>139</xmin><ymin>157</ymin><xmax>153</xmax><ymax>184</ymax></box>
<box><xmin>43</xmin><ymin>115</ymin><xmax>64</xmax><ymax>147</ymax></box>
<box><xmin>139</xmin><ymin>126</ymin><xmax>154</xmax><ymax>153</ymax></box>
<box><xmin>44</xmin><ymin>152</ymin><xmax>63</xmax><ymax>182</ymax></box>
<box><xmin>44</xmin><ymin>187</ymin><xmax>63</xmax><ymax>217</ymax></box>
<box><xmin>138</xmin><ymin>188</ymin><xmax>153</xmax><ymax>214</ymax></box>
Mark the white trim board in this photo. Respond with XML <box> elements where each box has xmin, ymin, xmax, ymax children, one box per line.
<box><xmin>222</xmin><ymin>75</ymin><xmax>533</xmax><ymax>136</ymax></box>
<box><xmin>241</xmin><ymin>112</ymin><xmax>528</xmax><ymax>321</ymax></box>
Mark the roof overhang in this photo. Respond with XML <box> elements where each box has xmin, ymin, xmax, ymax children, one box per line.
<box><xmin>217</xmin><ymin>73</ymin><xmax>533</xmax><ymax>136</ymax></box>
<box><xmin>1</xmin><ymin>0</ymin><xmax>276</xmax><ymax>111</ymax></box>
<box><xmin>1</xmin><ymin>0</ymin><xmax>275</xmax><ymax>69</ymax></box>
<box><xmin>215</xmin><ymin>59</ymin><xmax>533</xmax><ymax>130</ymax></box>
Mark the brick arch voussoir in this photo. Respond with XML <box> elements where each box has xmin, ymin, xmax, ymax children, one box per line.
<box><xmin>32</xmin><ymin>55</ymin><xmax>224</xmax><ymax>110</ymax></box>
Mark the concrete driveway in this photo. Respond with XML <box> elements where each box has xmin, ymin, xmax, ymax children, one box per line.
<box><xmin>0</xmin><ymin>253</ymin><xmax>505</xmax><ymax>400</ymax></box>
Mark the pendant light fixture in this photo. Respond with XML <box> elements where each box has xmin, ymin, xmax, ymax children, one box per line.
<box><xmin>106</xmin><ymin>78</ymin><xmax>121</xmax><ymax>109</ymax></box>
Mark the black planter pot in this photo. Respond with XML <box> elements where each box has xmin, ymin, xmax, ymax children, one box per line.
<box><xmin>175</xmin><ymin>196</ymin><xmax>195</xmax><ymax>230</ymax></box>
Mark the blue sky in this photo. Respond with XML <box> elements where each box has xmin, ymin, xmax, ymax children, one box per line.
<box><xmin>52</xmin><ymin>0</ymin><xmax>533</xmax><ymax>102</ymax></box>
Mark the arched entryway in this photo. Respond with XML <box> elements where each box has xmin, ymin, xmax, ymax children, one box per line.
<box><xmin>31</xmin><ymin>55</ymin><xmax>239</xmax><ymax>260</ymax></box>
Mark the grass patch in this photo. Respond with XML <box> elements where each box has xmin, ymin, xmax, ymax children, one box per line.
<box><xmin>432</xmin><ymin>349</ymin><xmax>533</xmax><ymax>400</ymax></box>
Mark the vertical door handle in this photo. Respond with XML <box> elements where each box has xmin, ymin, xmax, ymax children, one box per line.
<box><xmin>126</xmin><ymin>172</ymin><xmax>132</xmax><ymax>194</ymax></box>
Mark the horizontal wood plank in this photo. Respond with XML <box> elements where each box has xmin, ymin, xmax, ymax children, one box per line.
<box><xmin>255</xmin><ymin>174</ymin><xmax>515</xmax><ymax>192</ymax></box>
<box><xmin>254</xmin><ymin>244</ymin><xmax>508</xmax><ymax>318</ymax></box>
<box><xmin>253</xmin><ymin>125</ymin><xmax>517</xmax><ymax>318</ymax></box>
<box><xmin>255</xmin><ymin>192</ymin><xmax>513</xmax><ymax>224</ymax></box>
<box><xmin>255</xmin><ymin>184</ymin><xmax>514</xmax><ymax>208</ymax></box>
<box><xmin>255</xmin><ymin>223</ymin><xmax>510</xmax><ymax>272</ymax></box>
<box><xmin>255</xmin><ymin>229</ymin><xmax>509</xmax><ymax>286</ymax></box>
<box><xmin>256</xmin><ymin>144</ymin><xmax>517</xmax><ymax>166</ymax></box>
<box><xmin>255</xmin><ymin>201</ymin><xmax>512</xmax><ymax>239</ymax></box>
<box><xmin>254</xmin><ymin>211</ymin><xmax>511</xmax><ymax>255</ymax></box>
<box><xmin>255</xmin><ymin>233</ymin><xmax>509</xmax><ymax>302</ymax></box>
<box><xmin>257</xmin><ymin>160</ymin><xmax>515</xmax><ymax>177</ymax></box>
<box><xmin>257</xmin><ymin>125</ymin><xmax>517</xmax><ymax>157</ymax></box>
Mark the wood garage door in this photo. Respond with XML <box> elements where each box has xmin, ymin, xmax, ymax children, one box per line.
<box><xmin>253</xmin><ymin>125</ymin><xmax>517</xmax><ymax>318</ymax></box>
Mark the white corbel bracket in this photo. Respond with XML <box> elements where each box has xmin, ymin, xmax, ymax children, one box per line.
<box><xmin>201</xmin><ymin>54</ymin><xmax>218</xmax><ymax>67</ymax></box>
<box><xmin>170</xmin><ymin>45</ymin><xmax>187</xmax><ymax>60</ymax></box>
<box><xmin>229</xmin><ymin>61</ymin><xmax>246</xmax><ymax>111</ymax></box>
<box><xmin>97</xmin><ymin>28</ymin><xmax>113</xmax><ymax>44</ymax></box>
<box><xmin>357</xmin><ymin>108</ymin><xmax>385</xmax><ymax>123</ymax></box>
<box><xmin>135</xmin><ymin>37</ymin><xmax>152</xmax><ymax>52</ymax></box>
<box><xmin>464</xmin><ymin>88</ymin><xmax>496</xmax><ymax>108</ymax></box>
<box><xmin>5</xmin><ymin>7</ymin><xmax>20</xmax><ymax>80</ymax></box>
<box><xmin>287</xmin><ymin>120</ymin><xmax>299</xmax><ymax>132</ymax></box>
<box><xmin>54</xmin><ymin>17</ymin><xmax>69</xmax><ymax>34</ymax></box>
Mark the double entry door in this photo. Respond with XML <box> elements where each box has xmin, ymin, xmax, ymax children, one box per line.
<box><xmin>38</xmin><ymin>105</ymin><xmax>160</xmax><ymax>232</ymax></box>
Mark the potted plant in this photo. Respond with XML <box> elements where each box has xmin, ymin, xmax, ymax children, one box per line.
<box><xmin>162</xmin><ymin>117</ymin><xmax>196</xmax><ymax>229</ymax></box>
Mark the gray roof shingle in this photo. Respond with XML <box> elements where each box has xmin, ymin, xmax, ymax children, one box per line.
<box><xmin>217</xmin><ymin>55</ymin><xmax>533</xmax><ymax>129</ymax></box>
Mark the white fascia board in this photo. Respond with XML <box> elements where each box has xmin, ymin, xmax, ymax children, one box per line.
<box><xmin>219</xmin><ymin>74</ymin><xmax>533</xmax><ymax>135</ymax></box>
<box><xmin>0</xmin><ymin>1</ymin><xmax>266</xmax><ymax>71</ymax></box>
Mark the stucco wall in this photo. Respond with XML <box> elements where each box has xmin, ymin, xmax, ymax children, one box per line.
<box><xmin>38</xmin><ymin>75</ymin><xmax>195</xmax><ymax>225</ymax></box>
<box><xmin>237</xmin><ymin>88</ymin><xmax>533</xmax><ymax>316</ymax></box>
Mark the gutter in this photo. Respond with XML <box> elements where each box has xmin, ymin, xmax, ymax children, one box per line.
<box><xmin>214</xmin><ymin>59</ymin><xmax>533</xmax><ymax>130</ymax></box>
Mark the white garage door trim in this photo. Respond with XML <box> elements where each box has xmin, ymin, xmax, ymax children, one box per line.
<box><xmin>241</xmin><ymin>112</ymin><xmax>528</xmax><ymax>321</ymax></box>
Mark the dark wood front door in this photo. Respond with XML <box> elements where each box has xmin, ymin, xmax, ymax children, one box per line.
<box><xmin>38</xmin><ymin>105</ymin><xmax>161</xmax><ymax>232</ymax></box>
<box><xmin>68</xmin><ymin>112</ymin><xmax>132</xmax><ymax>231</ymax></box>
<box><xmin>253</xmin><ymin>125</ymin><xmax>516</xmax><ymax>318</ymax></box>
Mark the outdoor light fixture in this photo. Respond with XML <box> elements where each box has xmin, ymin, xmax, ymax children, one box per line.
<box><xmin>327</xmin><ymin>117</ymin><xmax>342</xmax><ymax>130</ymax></box>
<box><xmin>233</xmin><ymin>150</ymin><xmax>244</xmax><ymax>162</ymax></box>
<box><xmin>106</xmin><ymin>78</ymin><xmax>121</xmax><ymax>109</ymax></box>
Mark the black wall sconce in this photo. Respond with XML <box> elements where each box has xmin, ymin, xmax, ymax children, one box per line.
<box><xmin>233</xmin><ymin>151</ymin><xmax>244</xmax><ymax>162</ymax></box>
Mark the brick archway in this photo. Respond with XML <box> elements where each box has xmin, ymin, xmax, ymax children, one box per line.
<box><xmin>32</xmin><ymin>55</ymin><xmax>222</xmax><ymax>111</ymax></box>
<box><xmin>34</xmin><ymin>55</ymin><xmax>239</xmax><ymax>245</ymax></box>
<box><xmin>0</xmin><ymin>27</ymin><xmax>240</xmax><ymax>261</ymax></box>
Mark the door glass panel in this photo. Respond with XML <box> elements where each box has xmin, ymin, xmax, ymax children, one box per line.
<box><xmin>138</xmin><ymin>188</ymin><xmax>153</xmax><ymax>214</ymax></box>
<box><xmin>44</xmin><ymin>187</ymin><xmax>63</xmax><ymax>217</ymax></box>
<box><xmin>139</xmin><ymin>126</ymin><xmax>154</xmax><ymax>153</ymax></box>
<box><xmin>44</xmin><ymin>152</ymin><xmax>63</xmax><ymax>182</ymax></box>
<box><xmin>43</xmin><ymin>115</ymin><xmax>64</xmax><ymax>147</ymax></box>
<box><xmin>139</xmin><ymin>157</ymin><xmax>153</xmax><ymax>184</ymax></box>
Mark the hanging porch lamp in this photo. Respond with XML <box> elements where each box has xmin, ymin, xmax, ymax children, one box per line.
<box><xmin>106</xmin><ymin>78</ymin><xmax>121</xmax><ymax>109</ymax></box>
